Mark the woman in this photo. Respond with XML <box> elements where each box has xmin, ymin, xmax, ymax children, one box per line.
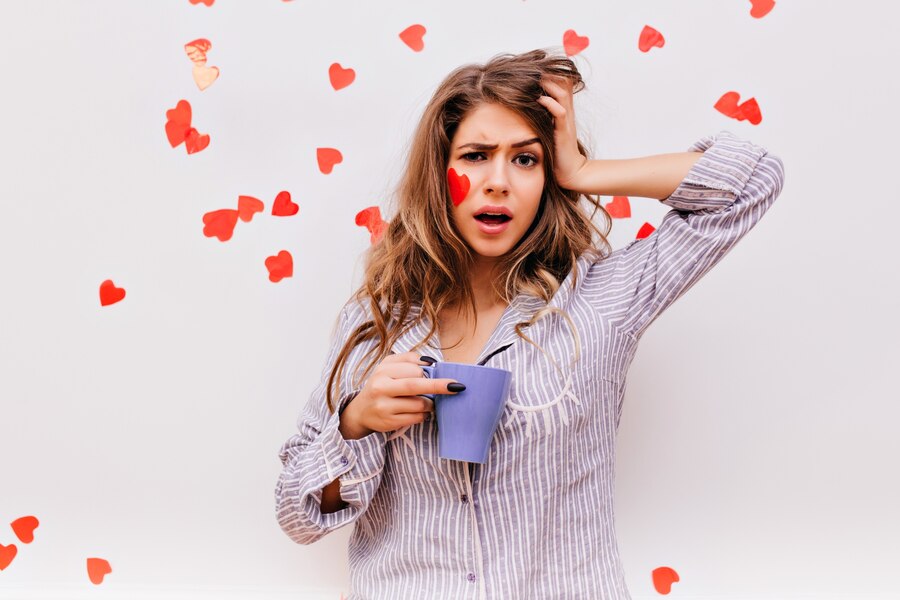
<box><xmin>275</xmin><ymin>48</ymin><xmax>785</xmax><ymax>599</ymax></box>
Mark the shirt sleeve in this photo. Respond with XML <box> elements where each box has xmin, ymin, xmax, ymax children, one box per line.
<box><xmin>613</xmin><ymin>129</ymin><xmax>786</xmax><ymax>340</ymax></box>
<box><xmin>274</xmin><ymin>301</ymin><xmax>388</xmax><ymax>545</ymax></box>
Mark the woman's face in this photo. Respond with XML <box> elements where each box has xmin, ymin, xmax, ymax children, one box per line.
<box><xmin>447</xmin><ymin>103</ymin><xmax>545</xmax><ymax>262</ymax></box>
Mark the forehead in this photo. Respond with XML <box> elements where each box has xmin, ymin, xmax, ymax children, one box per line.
<box><xmin>451</xmin><ymin>103</ymin><xmax>538</xmax><ymax>146</ymax></box>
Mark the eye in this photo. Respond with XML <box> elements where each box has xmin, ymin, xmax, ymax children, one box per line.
<box><xmin>461</xmin><ymin>152</ymin><xmax>486</xmax><ymax>162</ymax></box>
<box><xmin>514</xmin><ymin>153</ymin><xmax>539</xmax><ymax>167</ymax></box>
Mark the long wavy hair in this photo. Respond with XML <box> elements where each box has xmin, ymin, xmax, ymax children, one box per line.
<box><xmin>325</xmin><ymin>48</ymin><xmax>613</xmax><ymax>413</ymax></box>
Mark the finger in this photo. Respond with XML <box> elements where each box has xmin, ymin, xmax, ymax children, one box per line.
<box><xmin>390</xmin><ymin>396</ymin><xmax>435</xmax><ymax>414</ymax></box>
<box><xmin>541</xmin><ymin>78</ymin><xmax>573</xmax><ymax>100</ymax></box>
<box><xmin>537</xmin><ymin>95</ymin><xmax>567</xmax><ymax>119</ymax></box>
<box><xmin>381</xmin><ymin>360</ymin><xmax>436</xmax><ymax>380</ymax></box>
<box><xmin>391</xmin><ymin>412</ymin><xmax>430</xmax><ymax>429</ymax></box>
<box><xmin>387</xmin><ymin>376</ymin><xmax>464</xmax><ymax>398</ymax></box>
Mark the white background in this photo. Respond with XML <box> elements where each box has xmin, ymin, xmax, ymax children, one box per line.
<box><xmin>1</xmin><ymin>1</ymin><xmax>898</xmax><ymax>598</ymax></box>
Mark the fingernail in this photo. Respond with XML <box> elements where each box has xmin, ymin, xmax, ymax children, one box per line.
<box><xmin>447</xmin><ymin>382</ymin><xmax>466</xmax><ymax>393</ymax></box>
<box><xmin>419</xmin><ymin>355</ymin><xmax>437</xmax><ymax>365</ymax></box>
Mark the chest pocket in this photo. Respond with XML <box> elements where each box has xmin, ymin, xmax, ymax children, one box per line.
<box><xmin>494</xmin><ymin>309</ymin><xmax>587</xmax><ymax>439</ymax></box>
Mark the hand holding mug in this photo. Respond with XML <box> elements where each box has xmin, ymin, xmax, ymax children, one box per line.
<box><xmin>339</xmin><ymin>352</ymin><xmax>465</xmax><ymax>440</ymax></box>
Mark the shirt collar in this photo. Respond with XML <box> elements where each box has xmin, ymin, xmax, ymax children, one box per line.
<box><xmin>388</xmin><ymin>250</ymin><xmax>596</xmax><ymax>365</ymax></box>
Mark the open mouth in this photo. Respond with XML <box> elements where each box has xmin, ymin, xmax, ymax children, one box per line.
<box><xmin>474</xmin><ymin>214</ymin><xmax>512</xmax><ymax>225</ymax></box>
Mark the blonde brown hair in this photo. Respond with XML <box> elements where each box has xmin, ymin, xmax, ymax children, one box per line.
<box><xmin>325</xmin><ymin>48</ymin><xmax>613</xmax><ymax>413</ymax></box>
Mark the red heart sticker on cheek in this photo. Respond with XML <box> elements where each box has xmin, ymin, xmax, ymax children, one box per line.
<box><xmin>447</xmin><ymin>168</ymin><xmax>470</xmax><ymax>206</ymax></box>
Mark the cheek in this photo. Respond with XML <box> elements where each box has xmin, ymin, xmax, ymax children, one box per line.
<box><xmin>447</xmin><ymin>167</ymin><xmax>471</xmax><ymax>207</ymax></box>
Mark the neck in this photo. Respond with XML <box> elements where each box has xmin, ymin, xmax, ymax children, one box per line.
<box><xmin>466</xmin><ymin>256</ymin><xmax>507</xmax><ymax>312</ymax></box>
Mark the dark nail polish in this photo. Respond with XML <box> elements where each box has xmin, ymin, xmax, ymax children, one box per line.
<box><xmin>419</xmin><ymin>355</ymin><xmax>437</xmax><ymax>365</ymax></box>
<box><xmin>447</xmin><ymin>382</ymin><xmax>466</xmax><ymax>392</ymax></box>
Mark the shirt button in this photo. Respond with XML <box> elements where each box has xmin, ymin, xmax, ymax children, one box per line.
<box><xmin>460</xmin><ymin>494</ymin><xmax>468</xmax><ymax>503</ymax></box>
<box><xmin>467</xmin><ymin>572</ymin><xmax>476</xmax><ymax>583</ymax></box>
<box><xmin>339</xmin><ymin>456</ymin><xmax>349</xmax><ymax>466</ymax></box>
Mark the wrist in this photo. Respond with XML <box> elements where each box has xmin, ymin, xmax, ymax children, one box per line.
<box><xmin>338</xmin><ymin>398</ymin><xmax>371</xmax><ymax>440</ymax></box>
<box><xmin>559</xmin><ymin>155</ymin><xmax>591</xmax><ymax>194</ymax></box>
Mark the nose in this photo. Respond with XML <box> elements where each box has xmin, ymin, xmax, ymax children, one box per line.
<box><xmin>483</xmin><ymin>160</ymin><xmax>510</xmax><ymax>196</ymax></box>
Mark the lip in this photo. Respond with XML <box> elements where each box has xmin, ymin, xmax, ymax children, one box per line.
<box><xmin>474</xmin><ymin>218</ymin><xmax>511</xmax><ymax>235</ymax></box>
<box><xmin>473</xmin><ymin>205</ymin><xmax>513</xmax><ymax>218</ymax></box>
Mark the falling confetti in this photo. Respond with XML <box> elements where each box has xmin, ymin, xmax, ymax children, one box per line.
<box><xmin>749</xmin><ymin>0</ymin><xmax>776</xmax><ymax>18</ymax></box>
<box><xmin>87</xmin><ymin>557</ymin><xmax>112</xmax><ymax>585</ymax></box>
<box><xmin>636</xmin><ymin>222</ymin><xmax>656</xmax><ymax>240</ymax></box>
<box><xmin>714</xmin><ymin>91</ymin><xmax>762</xmax><ymax>125</ymax></box>
<box><xmin>184</xmin><ymin>38</ymin><xmax>219</xmax><ymax>90</ymax></box>
<box><xmin>165</xmin><ymin>100</ymin><xmax>210</xmax><ymax>154</ymax></box>
<box><xmin>562</xmin><ymin>29</ymin><xmax>589</xmax><ymax>56</ymax></box>
<box><xmin>238</xmin><ymin>195</ymin><xmax>265</xmax><ymax>222</ymax></box>
<box><xmin>99</xmin><ymin>280</ymin><xmax>126</xmax><ymax>306</ymax></box>
<box><xmin>399</xmin><ymin>24</ymin><xmax>426</xmax><ymax>52</ymax></box>
<box><xmin>652</xmin><ymin>566</ymin><xmax>680</xmax><ymax>594</ymax></box>
<box><xmin>0</xmin><ymin>544</ymin><xmax>17</xmax><ymax>570</ymax></box>
<box><xmin>265</xmin><ymin>250</ymin><xmax>293</xmax><ymax>282</ymax></box>
<box><xmin>638</xmin><ymin>26</ymin><xmax>665</xmax><ymax>52</ymax></box>
<box><xmin>316</xmin><ymin>148</ymin><xmax>343</xmax><ymax>174</ymax></box>
<box><xmin>328</xmin><ymin>63</ymin><xmax>356</xmax><ymax>90</ymax></box>
<box><xmin>11</xmin><ymin>516</ymin><xmax>39</xmax><ymax>544</ymax></box>
<box><xmin>604</xmin><ymin>196</ymin><xmax>631</xmax><ymax>218</ymax></box>
<box><xmin>355</xmin><ymin>206</ymin><xmax>388</xmax><ymax>244</ymax></box>
<box><xmin>272</xmin><ymin>191</ymin><xmax>299</xmax><ymax>216</ymax></box>
<box><xmin>203</xmin><ymin>209</ymin><xmax>240</xmax><ymax>241</ymax></box>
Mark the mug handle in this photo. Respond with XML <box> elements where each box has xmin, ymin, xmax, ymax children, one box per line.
<box><xmin>419</xmin><ymin>365</ymin><xmax>436</xmax><ymax>400</ymax></box>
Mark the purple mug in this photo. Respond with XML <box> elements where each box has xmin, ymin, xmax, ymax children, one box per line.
<box><xmin>420</xmin><ymin>362</ymin><xmax>512</xmax><ymax>463</ymax></box>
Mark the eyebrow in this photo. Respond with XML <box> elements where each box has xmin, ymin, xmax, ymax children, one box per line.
<box><xmin>456</xmin><ymin>137</ymin><xmax>541</xmax><ymax>151</ymax></box>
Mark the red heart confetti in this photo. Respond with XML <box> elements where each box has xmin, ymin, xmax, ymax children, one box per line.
<box><xmin>188</xmin><ymin>0</ymin><xmax>214</xmax><ymax>5</ymax></box>
<box><xmin>652</xmin><ymin>566</ymin><xmax>680</xmax><ymax>594</ymax></box>
<box><xmin>164</xmin><ymin>100</ymin><xmax>192</xmax><ymax>146</ymax></box>
<box><xmin>399</xmin><ymin>24</ymin><xmax>426</xmax><ymax>52</ymax></box>
<box><xmin>184</xmin><ymin>38</ymin><xmax>211</xmax><ymax>65</ymax></box>
<box><xmin>316</xmin><ymin>148</ymin><xmax>343</xmax><ymax>174</ymax></box>
<box><xmin>329</xmin><ymin>63</ymin><xmax>355</xmax><ymax>91</ymax></box>
<box><xmin>11</xmin><ymin>516</ymin><xmax>39</xmax><ymax>544</ymax></box>
<box><xmin>99</xmin><ymin>280</ymin><xmax>126</xmax><ymax>306</ymax></box>
<box><xmin>749</xmin><ymin>0</ymin><xmax>776</xmax><ymax>18</ymax></box>
<box><xmin>185</xmin><ymin>39</ymin><xmax>219</xmax><ymax>90</ymax></box>
<box><xmin>87</xmin><ymin>557</ymin><xmax>112</xmax><ymax>585</ymax></box>
<box><xmin>714</xmin><ymin>91</ymin><xmax>762</xmax><ymax>125</ymax></box>
<box><xmin>272</xmin><ymin>191</ymin><xmax>299</xmax><ymax>216</ymax></box>
<box><xmin>0</xmin><ymin>544</ymin><xmax>17</xmax><ymax>571</ymax></box>
<box><xmin>165</xmin><ymin>100</ymin><xmax>210</xmax><ymax>154</ymax></box>
<box><xmin>355</xmin><ymin>206</ymin><xmax>388</xmax><ymax>245</ymax></box>
<box><xmin>636</xmin><ymin>222</ymin><xmax>656</xmax><ymax>240</ymax></box>
<box><xmin>184</xmin><ymin>128</ymin><xmax>210</xmax><ymax>153</ymax></box>
<box><xmin>604</xmin><ymin>196</ymin><xmax>631</xmax><ymax>218</ymax></box>
<box><xmin>265</xmin><ymin>250</ymin><xmax>293</xmax><ymax>282</ymax></box>
<box><xmin>563</xmin><ymin>29</ymin><xmax>589</xmax><ymax>56</ymax></box>
<box><xmin>447</xmin><ymin>168</ymin><xmax>470</xmax><ymax>206</ymax></box>
<box><xmin>638</xmin><ymin>25</ymin><xmax>665</xmax><ymax>52</ymax></box>
<box><xmin>237</xmin><ymin>195</ymin><xmax>265</xmax><ymax>222</ymax></box>
<box><xmin>203</xmin><ymin>208</ymin><xmax>239</xmax><ymax>241</ymax></box>
<box><xmin>193</xmin><ymin>66</ymin><xmax>219</xmax><ymax>91</ymax></box>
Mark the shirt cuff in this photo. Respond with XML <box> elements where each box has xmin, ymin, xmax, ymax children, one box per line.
<box><xmin>662</xmin><ymin>129</ymin><xmax>770</xmax><ymax>212</ymax></box>
<box><xmin>315</xmin><ymin>400</ymin><xmax>387</xmax><ymax>501</ymax></box>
